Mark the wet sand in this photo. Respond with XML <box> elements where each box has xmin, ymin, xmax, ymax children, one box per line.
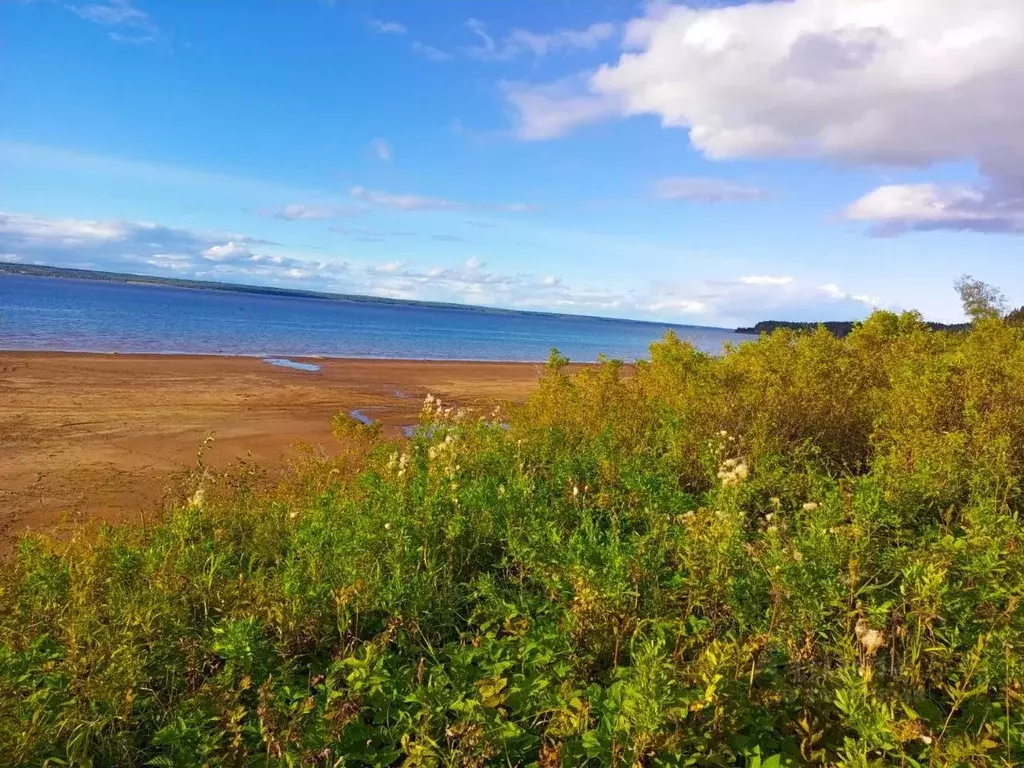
<box><xmin>0</xmin><ymin>352</ymin><xmax>552</xmax><ymax>551</ymax></box>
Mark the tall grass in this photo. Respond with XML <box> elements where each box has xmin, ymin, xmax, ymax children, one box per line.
<box><xmin>1</xmin><ymin>310</ymin><xmax>1023</xmax><ymax>766</ymax></box>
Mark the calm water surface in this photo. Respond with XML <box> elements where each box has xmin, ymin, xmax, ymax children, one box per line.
<box><xmin>0</xmin><ymin>274</ymin><xmax>740</xmax><ymax>362</ymax></box>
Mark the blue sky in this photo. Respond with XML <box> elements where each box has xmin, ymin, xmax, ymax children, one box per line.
<box><xmin>2</xmin><ymin>0</ymin><xmax>1022</xmax><ymax>326</ymax></box>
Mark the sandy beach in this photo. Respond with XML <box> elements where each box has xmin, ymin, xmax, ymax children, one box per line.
<box><xmin>0</xmin><ymin>352</ymin><xmax>553</xmax><ymax>552</ymax></box>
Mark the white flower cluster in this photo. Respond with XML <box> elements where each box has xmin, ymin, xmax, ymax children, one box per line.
<box><xmin>386</xmin><ymin>451</ymin><xmax>411</xmax><ymax>478</ymax></box>
<box><xmin>717</xmin><ymin>458</ymin><xmax>749</xmax><ymax>487</ymax></box>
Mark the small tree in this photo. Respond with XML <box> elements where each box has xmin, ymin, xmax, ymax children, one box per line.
<box><xmin>954</xmin><ymin>274</ymin><xmax>1007</xmax><ymax>322</ymax></box>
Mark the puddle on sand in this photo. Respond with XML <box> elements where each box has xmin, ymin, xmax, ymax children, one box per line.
<box><xmin>349</xmin><ymin>409</ymin><xmax>376</xmax><ymax>426</ymax></box>
<box><xmin>264</xmin><ymin>358</ymin><xmax>321</xmax><ymax>372</ymax></box>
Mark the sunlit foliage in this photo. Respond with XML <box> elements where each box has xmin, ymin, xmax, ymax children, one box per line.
<box><xmin>2</xmin><ymin>310</ymin><xmax>1023</xmax><ymax>766</ymax></box>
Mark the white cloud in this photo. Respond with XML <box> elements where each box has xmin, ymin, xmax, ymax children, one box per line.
<box><xmin>501</xmin><ymin>74</ymin><xmax>620</xmax><ymax>141</ymax></box>
<box><xmin>465</xmin><ymin>19</ymin><xmax>616</xmax><ymax>60</ymax></box>
<box><xmin>411</xmin><ymin>41</ymin><xmax>454</xmax><ymax>62</ymax></box>
<box><xmin>654</xmin><ymin>177</ymin><xmax>771</xmax><ymax>203</ymax></box>
<box><xmin>349</xmin><ymin>185</ymin><xmax>535</xmax><ymax>214</ymax></box>
<box><xmin>0</xmin><ymin>212</ymin><xmax>127</xmax><ymax>244</ymax></box>
<box><xmin>0</xmin><ymin>210</ymin><xmax>347</xmax><ymax>286</ymax></box>
<box><xmin>844</xmin><ymin>183</ymin><xmax>1024</xmax><ymax>235</ymax></box>
<box><xmin>68</xmin><ymin>0</ymin><xmax>151</xmax><ymax>28</ymax></box>
<box><xmin>350</xmin><ymin>186</ymin><xmax>462</xmax><ymax>212</ymax></box>
<box><xmin>368</xmin><ymin>19</ymin><xmax>406</xmax><ymax>35</ymax></box>
<box><xmin>504</xmin><ymin>0</ymin><xmax>1024</xmax><ymax>235</ymax></box>
<box><xmin>201</xmin><ymin>242</ymin><xmax>252</xmax><ymax>262</ymax></box>
<box><xmin>0</xmin><ymin>210</ymin><xmax>891</xmax><ymax>325</ymax></box>
<box><xmin>257</xmin><ymin>203</ymin><xmax>362</xmax><ymax>221</ymax></box>
<box><xmin>370</xmin><ymin>260</ymin><xmax>407</xmax><ymax>274</ymax></box>
<box><xmin>507</xmin><ymin>22</ymin><xmax>616</xmax><ymax>57</ymax></box>
<box><xmin>740</xmin><ymin>276</ymin><xmax>794</xmax><ymax>286</ymax></box>
<box><xmin>368</xmin><ymin>138</ymin><xmax>392</xmax><ymax>162</ymax></box>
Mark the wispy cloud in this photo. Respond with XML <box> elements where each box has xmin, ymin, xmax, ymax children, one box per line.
<box><xmin>410</xmin><ymin>41</ymin><xmax>453</xmax><ymax>62</ymax></box>
<box><xmin>368</xmin><ymin>138</ymin><xmax>392</xmax><ymax>162</ymax></box>
<box><xmin>654</xmin><ymin>177</ymin><xmax>772</xmax><ymax>203</ymax></box>
<box><xmin>107</xmin><ymin>31</ymin><xmax>156</xmax><ymax>45</ymax></box>
<box><xmin>257</xmin><ymin>203</ymin><xmax>363</xmax><ymax>221</ymax></box>
<box><xmin>330</xmin><ymin>226</ymin><xmax>415</xmax><ymax>239</ymax></box>
<box><xmin>68</xmin><ymin>0</ymin><xmax>152</xmax><ymax>27</ymax></box>
<box><xmin>464</xmin><ymin>19</ymin><xmax>615</xmax><ymax>61</ymax></box>
<box><xmin>368</xmin><ymin>18</ymin><xmax>406</xmax><ymax>35</ymax></box>
<box><xmin>349</xmin><ymin>185</ymin><xmax>535</xmax><ymax>214</ymax></box>
<box><xmin>501</xmin><ymin>74</ymin><xmax>620</xmax><ymax>141</ymax></box>
<box><xmin>66</xmin><ymin>0</ymin><xmax>160</xmax><ymax>43</ymax></box>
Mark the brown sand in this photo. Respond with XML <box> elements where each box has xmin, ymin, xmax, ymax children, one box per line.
<box><xmin>0</xmin><ymin>352</ymin><xmax>551</xmax><ymax>552</ymax></box>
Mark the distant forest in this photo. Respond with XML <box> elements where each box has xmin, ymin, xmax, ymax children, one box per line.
<box><xmin>735</xmin><ymin>319</ymin><xmax>973</xmax><ymax>337</ymax></box>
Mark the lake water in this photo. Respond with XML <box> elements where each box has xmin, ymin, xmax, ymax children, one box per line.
<box><xmin>0</xmin><ymin>274</ymin><xmax>740</xmax><ymax>362</ymax></box>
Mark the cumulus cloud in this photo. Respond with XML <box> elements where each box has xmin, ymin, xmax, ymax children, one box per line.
<box><xmin>654</xmin><ymin>177</ymin><xmax>771</xmax><ymax>203</ymax></box>
<box><xmin>0</xmin><ymin>210</ymin><xmax>890</xmax><ymax>325</ymax></box>
<box><xmin>844</xmin><ymin>183</ymin><xmax>1024</xmax><ymax>235</ymax></box>
<box><xmin>0</xmin><ymin>211</ymin><xmax>347</xmax><ymax>286</ymax></box>
<box><xmin>368</xmin><ymin>19</ymin><xmax>406</xmax><ymax>35</ymax></box>
<box><xmin>504</xmin><ymin>0</ymin><xmax>1024</xmax><ymax>235</ymax></box>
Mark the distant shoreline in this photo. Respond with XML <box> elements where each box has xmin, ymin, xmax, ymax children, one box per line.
<box><xmin>0</xmin><ymin>261</ymin><xmax>731</xmax><ymax>333</ymax></box>
<box><xmin>735</xmin><ymin>318</ymin><xmax>971</xmax><ymax>337</ymax></box>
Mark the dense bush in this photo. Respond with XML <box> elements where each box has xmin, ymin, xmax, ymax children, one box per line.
<box><xmin>2</xmin><ymin>311</ymin><xmax>1023</xmax><ymax>766</ymax></box>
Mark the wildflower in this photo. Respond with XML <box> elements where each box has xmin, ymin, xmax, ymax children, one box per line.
<box><xmin>384</xmin><ymin>522</ymin><xmax>392</xmax><ymax>531</ymax></box>
<box><xmin>717</xmin><ymin>459</ymin><xmax>749</xmax><ymax>487</ymax></box>
<box><xmin>803</xmin><ymin>501</ymin><xmax>820</xmax><ymax>511</ymax></box>
<box><xmin>425</xmin><ymin>393</ymin><xmax>435</xmax><ymax>405</ymax></box>
<box><xmin>719</xmin><ymin>430</ymin><xmax>728</xmax><ymax>437</ymax></box>
<box><xmin>189</xmin><ymin>487</ymin><xmax>205</xmax><ymax>509</ymax></box>
<box><xmin>681</xmin><ymin>510</ymin><xmax>696</xmax><ymax>524</ymax></box>
<box><xmin>855</xmin><ymin>619</ymin><xmax>885</xmax><ymax>655</ymax></box>
<box><xmin>572</xmin><ymin>485</ymin><xmax>579</xmax><ymax>499</ymax></box>
<box><xmin>290</xmin><ymin>510</ymin><xmax>299</xmax><ymax>520</ymax></box>
<box><xmin>919</xmin><ymin>735</ymin><xmax>933</xmax><ymax>745</ymax></box>
<box><xmin>793</xmin><ymin>550</ymin><xmax>804</xmax><ymax>562</ymax></box>
<box><xmin>770</xmin><ymin>497</ymin><xmax>781</xmax><ymax>507</ymax></box>
<box><xmin>765</xmin><ymin>513</ymin><xmax>774</xmax><ymax>522</ymax></box>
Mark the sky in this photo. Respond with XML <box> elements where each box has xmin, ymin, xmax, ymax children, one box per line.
<box><xmin>1</xmin><ymin>0</ymin><xmax>1022</xmax><ymax>327</ymax></box>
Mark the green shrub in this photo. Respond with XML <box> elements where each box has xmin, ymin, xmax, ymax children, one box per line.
<box><xmin>2</xmin><ymin>312</ymin><xmax>1023</xmax><ymax>766</ymax></box>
